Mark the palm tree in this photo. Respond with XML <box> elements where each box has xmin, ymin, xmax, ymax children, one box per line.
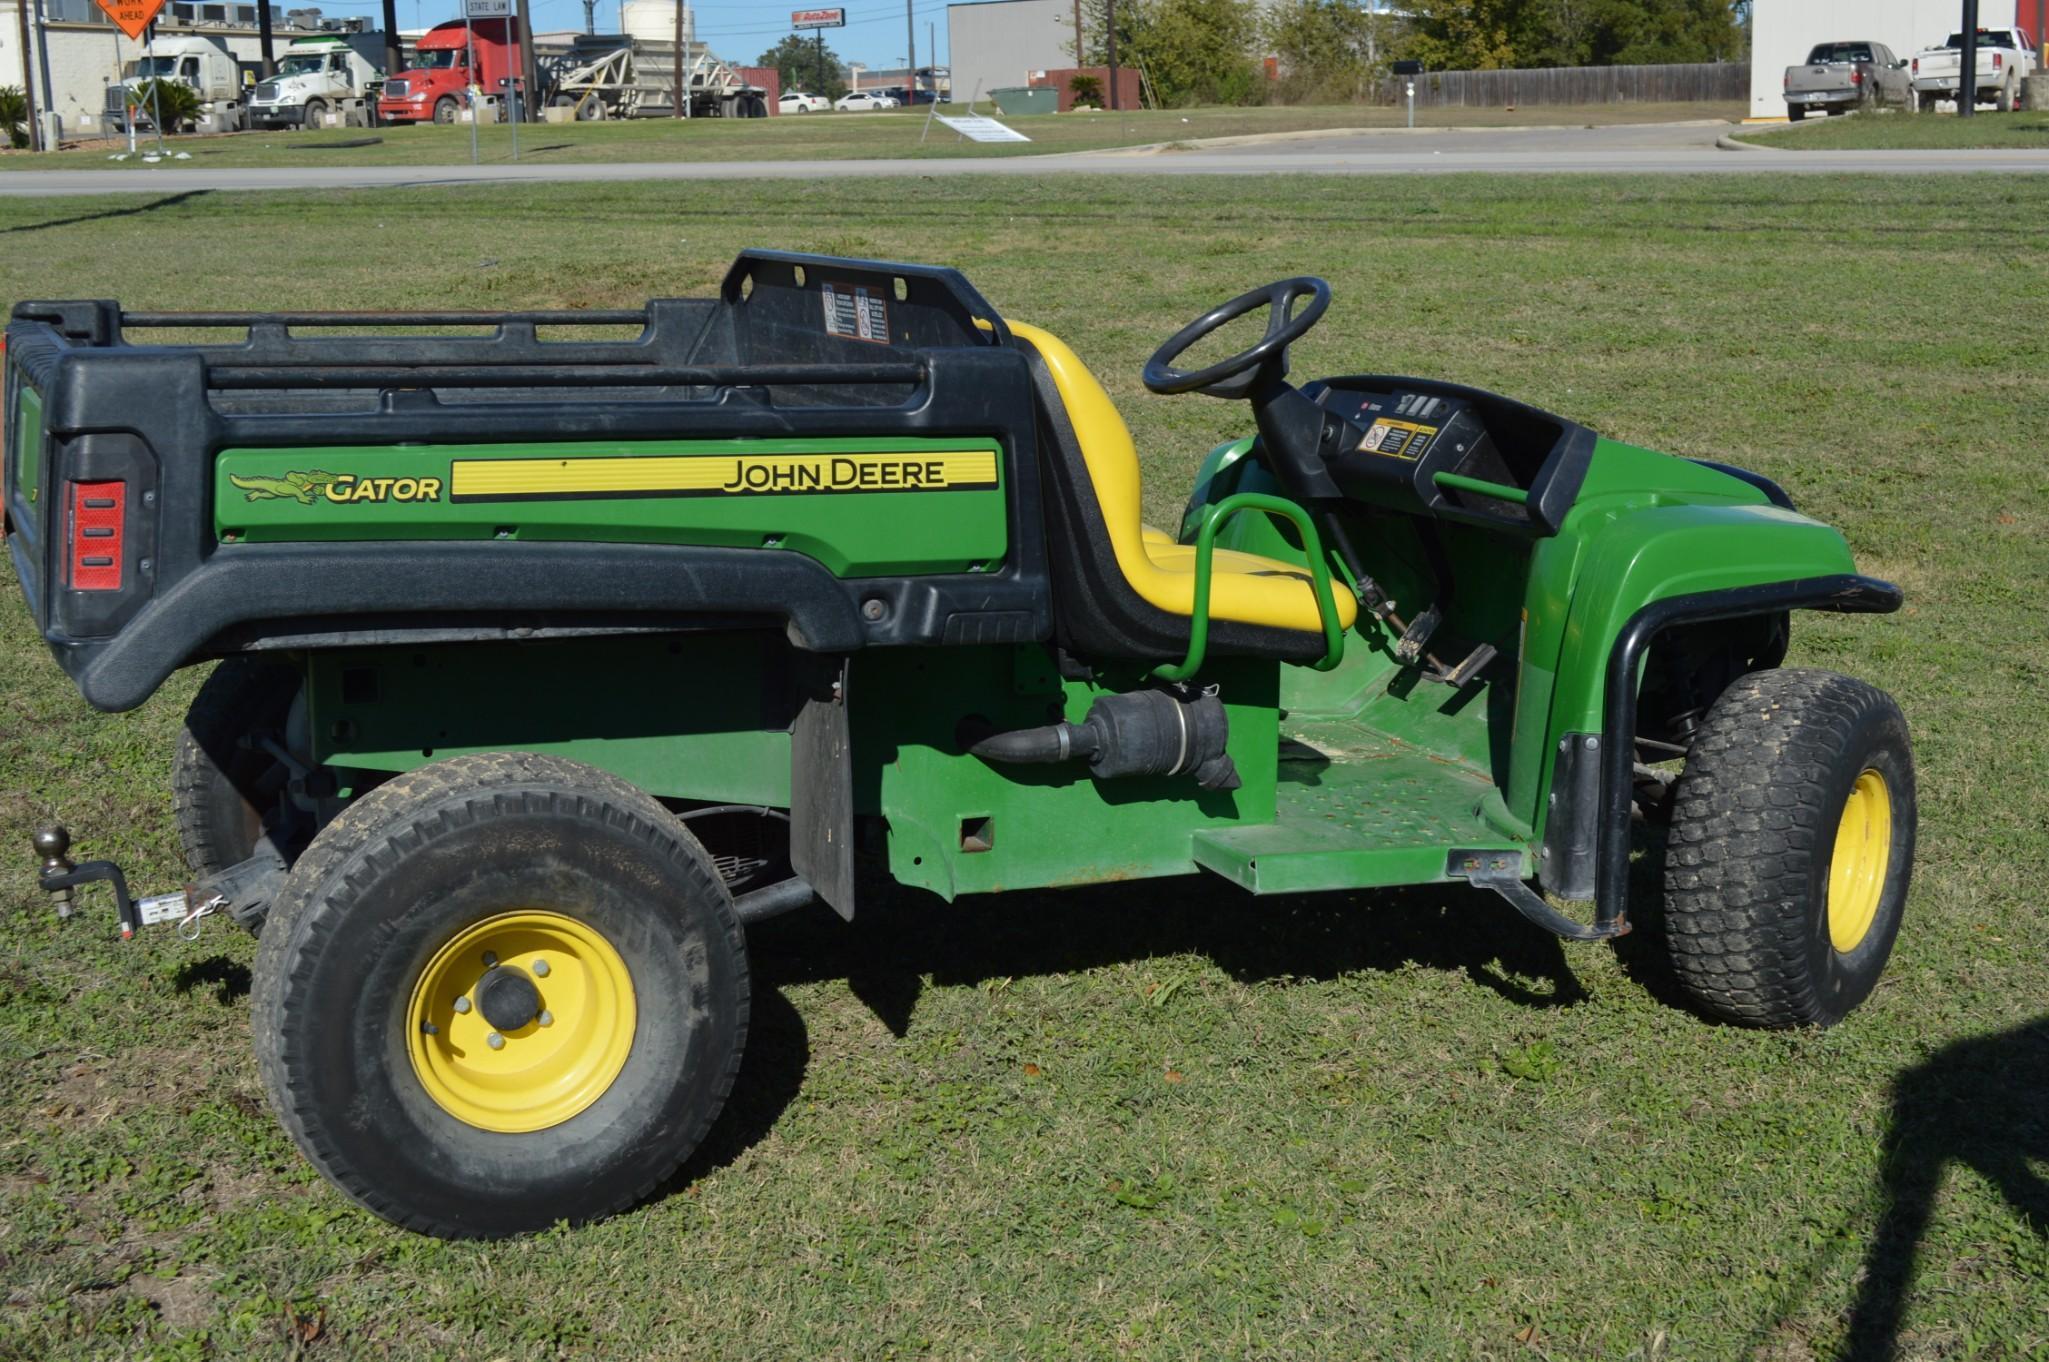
<box><xmin>0</xmin><ymin>87</ymin><xmax>29</xmax><ymax>149</ymax></box>
<box><xmin>130</xmin><ymin>78</ymin><xmax>202</xmax><ymax>134</ymax></box>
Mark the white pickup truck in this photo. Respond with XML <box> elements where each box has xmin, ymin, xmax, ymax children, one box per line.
<box><xmin>1911</xmin><ymin>26</ymin><xmax>2038</xmax><ymax>112</ymax></box>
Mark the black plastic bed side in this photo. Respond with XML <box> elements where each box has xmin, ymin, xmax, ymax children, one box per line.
<box><xmin>43</xmin><ymin>342</ymin><xmax>1055</xmax><ymax>713</ymax></box>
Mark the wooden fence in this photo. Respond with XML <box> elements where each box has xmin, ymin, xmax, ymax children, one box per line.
<box><xmin>1371</xmin><ymin>61</ymin><xmax>1748</xmax><ymax>108</ymax></box>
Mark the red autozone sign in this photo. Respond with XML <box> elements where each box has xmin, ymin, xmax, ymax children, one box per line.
<box><xmin>791</xmin><ymin>7</ymin><xmax>845</xmax><ymax>28</ymax></box>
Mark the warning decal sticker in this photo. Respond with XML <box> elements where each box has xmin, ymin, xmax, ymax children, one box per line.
<box><xmin>822</xmin><ymin>282</ymin><xmax>891</xmax><ymax>344</ymax></box>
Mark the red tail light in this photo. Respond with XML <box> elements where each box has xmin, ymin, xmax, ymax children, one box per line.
<box><xmin>68</xmin><ymin>481</ymin><xmax>125</xmax><ymax>591</ymax></box>
<box><xmin>1993</xmin><ymin>52</ymin><xmax>2004</xmax><ymax>70</ymax></box>
<box><xmin>1851</xmin><ymin>69</ymin><xmax>1864</xmax><ymax>84</ymax></box>
<box><xmin>1912</xmin><ymin>57</ymin><xmax>1920</xmax><ymax>73</ymax></box>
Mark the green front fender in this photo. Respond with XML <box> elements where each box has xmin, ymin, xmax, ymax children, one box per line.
<box><xmin>1543</xmin><ymin>500</ymin><xmax>1858</xmax><ymax>742</ymax></box>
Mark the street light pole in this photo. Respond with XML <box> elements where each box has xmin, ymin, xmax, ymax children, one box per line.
<box><xmin>903</xmin><ymin>0</ymin><xmax>914</xmax><ymax>104</ymax></box>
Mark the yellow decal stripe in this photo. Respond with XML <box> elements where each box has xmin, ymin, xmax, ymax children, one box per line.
<box><xmin>450</xmin><ymin>451</ymin><xmax>999</xmax><ymax>500</ymax></box>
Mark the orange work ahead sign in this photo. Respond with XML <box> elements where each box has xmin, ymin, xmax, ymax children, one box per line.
<box><xmin>94</xmin><ymin>0</ymin><xmax>165</xmax><ymax>41</ymax></box>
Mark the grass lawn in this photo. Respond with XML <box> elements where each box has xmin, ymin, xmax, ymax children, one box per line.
<box><xmin>0</xmin><ymin>99</ymin><xmax>1743</xmax><ymax>172</ymax></box>
<box><xmin>2</xmin><ymin>173</ymin><xmax>2046</xmax><ymax>1360</ymax></box>
<box><xmin>1738</xmin><ymin>107</ymin><xmax>2049</xmax><ymax>148</ymax></box>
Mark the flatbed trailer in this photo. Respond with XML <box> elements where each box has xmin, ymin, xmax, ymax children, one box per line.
<box><xmin>6</xmin><ymin>251</ymin><xmax>1915</xmax><ymax>1239</ymax></box>
<box><xmin>546</xmin><ymin>35</ymin><xmax>768</xmax><ymax>119</ymax></box>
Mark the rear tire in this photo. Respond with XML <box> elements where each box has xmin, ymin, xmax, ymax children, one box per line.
<box><xmin>252</xmin><ymin>752</ymin><xmax>749</xmax><ymax>1238</ymax></box>
<box><xmin>172</xmin><ymin>658</ymin><xmax>302</xmax><ymax>879</ymax></box>
<box><xmin>1788</xmin><ymin>105</ymin><xmax>1807</xmax><ymax>121</ymax></box>
<box><xmin>1660</xmin><ymin>669</ymin><xmax>1914</xmax><ymax>1029</ymax></box>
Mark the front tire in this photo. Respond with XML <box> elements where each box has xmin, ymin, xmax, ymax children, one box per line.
<box><xmin>252</xmin><ymin>752</ymin><xmax>750</xmax><ymax>1238</ymax></box>
<box><xmin>433</xmin><ymin>96</ymin><xmax>459</xmax><ymax>125</ymax></box>
<box><xmin>1660</xmin><ymin>669</ymin><xmax>1915</xmax><ymax>1029</ymax></box>
<box><xmin>303</xmin><ymin>97</ymin><xmax>327</xmax><ymax>127</ymax></box>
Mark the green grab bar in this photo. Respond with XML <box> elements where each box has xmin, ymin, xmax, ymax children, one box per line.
<box><xmin>1431</xmin><ymin>470</ymin><xmax>1530</xmax><ymax>505</ymax></box>
<box><xmin>1153</xmin><ymin>492</ymin><xmax>1347</xmax><ymax>683</ymax></box>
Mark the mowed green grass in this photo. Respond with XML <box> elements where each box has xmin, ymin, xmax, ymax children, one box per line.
<box><xmin>1739</xmin><ymin>107</ymin><xmax>2049</xmax><ymax>148</ymax></box>
<box><xmin>0</xmin><ymin>99</ymin><xmax>1743</xmax><ymax>171</ymax></box>
<box><xmin>2</xmin><ymin>175</ymin><xmax>2047</xmax><ymax>1360</ymax></box>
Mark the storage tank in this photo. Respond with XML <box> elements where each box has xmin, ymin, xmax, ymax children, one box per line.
<box><xmin>621</xmin><ymin>0</ymin><xmax>693</xmax><ymax>44</ymax></box>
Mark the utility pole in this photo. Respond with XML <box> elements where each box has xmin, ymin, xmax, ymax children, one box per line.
<box><xmin>816</xmin><ymin>26</ymin><xmax>825</xmax><ymax>94</ymax></box>
<box><xmin>1959</xmin><ymin>0</ymin><xmax>1978</xmax><ymax>117</ymax></box>
<box><xmin>581</xmin><ymin>0</ymin><xmax>594</xmax><ymax>34</ymax></box>
<box><xmin>516</xmin><ymin>0</ymin><xmax>537</xmax><ymax>121</ymax></box>
<box><xmin>1072</xmin><ymin>0</ymin><xmax>1081</xmax><ymax>67</ymax></box>
<box><xmin>903</xmin><ymin>0</ymin><xmax>914</xmax><ymax>104</ymax></box>
<box><xmin>14</xmin><ymin>0</ymin><xmax>42</xmax><ymax>150</ymax></box>
<box><xmin>256</xmin><ymin>0</ymin><xmax>275</xmax><ymax>75</ymax></box>
<box><xmin>381</xmin><ymin>0</ymin><xmax>400</xmax><ymax>87</ymax></box>
<box><xmin>1105</xmin><ymin>0</ymin><xmax>1118</xmax><ymax>109</ymax></box>
<box><xmin>671</xmin><ymin>0</ymin><xmax>682</xmax><ymax>116</ymax></box>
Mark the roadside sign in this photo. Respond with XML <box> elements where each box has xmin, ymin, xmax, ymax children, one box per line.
<box><xmin>465</xmin><ymin>0</ymin><xmax>512</xmax><ymax>16</ymax></box>
<box><xmin>791</xmin><ymin>7</ymin><xmax>845</xmax><ymax>29</ymax></box>
<box><xmin>93</xmin><ymin>0</ymin><xmax>164</xmax><ymax>41</ymax></box>
<box><xmin>933</xmin><ymin>113</ymin><xmax>1030</xmax><ymax>143</ymax></box>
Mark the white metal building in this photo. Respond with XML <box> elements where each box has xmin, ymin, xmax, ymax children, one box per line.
<box><xmin>1747</xmin><ymin>0</ymin><xmax>2041</xmax><ymax>118</ymax></box>
<box><xmin>946</xmin><ymin>0</ymin><xmax>1070</xmax><ymax>105</ymax></box>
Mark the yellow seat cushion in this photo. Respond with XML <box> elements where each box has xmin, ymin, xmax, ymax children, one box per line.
<box><xmin>1010</xmin><ymin>321</ymin><xmax>1356</xmax><ymax>636</ymax></box>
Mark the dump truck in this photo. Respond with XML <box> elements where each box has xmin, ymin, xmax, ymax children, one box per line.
<box><xmin>6</xmin><ymin>252</ymin><xmax>1916</xmax><ymax>1239</ymax></box>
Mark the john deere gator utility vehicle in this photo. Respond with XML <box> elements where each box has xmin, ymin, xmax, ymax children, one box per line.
<box><xmin>4</xmin><ymin>252</ymin><xmax>1915</xmax><ymax>1238</ymax></box>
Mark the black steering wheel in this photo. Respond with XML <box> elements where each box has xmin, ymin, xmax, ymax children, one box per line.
<box><xmin>1142</xmin><ymin>277</ymin><xmax>1332</xmax><ymax>400</ymax></box>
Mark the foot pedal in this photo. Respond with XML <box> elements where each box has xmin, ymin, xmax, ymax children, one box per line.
<box><xmin>1435</xmin><ymin>642</ymin><xmax>1497</xmax><ymax>689</ymax></box>
<box><xmin>1394</xmin><ymin>605</ymin><xmax>1441</xmax><ymax>664</ymax></box>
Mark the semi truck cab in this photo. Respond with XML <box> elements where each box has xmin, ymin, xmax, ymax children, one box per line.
<box><xmin>249</xmin><ymin>33</ymin><xmax>387</xmax><ymax>130</ymax></box>
<box><xmin>105</xmin><ymin>37</ymin><xmax>251</xmax><ymax>134</ymax></box>
<box><xmin>376</xmin><ymin>19</ymin><xmax>515</xmax><ymax>126</ymax></box>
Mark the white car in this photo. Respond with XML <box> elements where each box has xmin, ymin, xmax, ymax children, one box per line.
<box><xmin>779</xmin><ymin>91</ymin><xmax>831</xmax><ymax>114</ymax></box>
<box><xmin>834</xmin><ymin>91</ymin><xmax>895</xmax><ymax>112</ymax></box>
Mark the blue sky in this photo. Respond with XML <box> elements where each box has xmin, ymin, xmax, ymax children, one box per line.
<box><xmin>332</xmin><ymin>0</ymin><xmax>967</xmax><ymax>71</ymax></box>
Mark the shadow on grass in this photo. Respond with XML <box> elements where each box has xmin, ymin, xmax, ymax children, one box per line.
<box><xmin>1835</xmin><ymin>1017</ymin><xmax>2049</xmax><ymax>1361</ymax></box>
<box><xmin>170</xmin><ymin>954</ymin><xmax>251</xmax><ymax>1005</ymax></box>
<box><xmin>0</xmin><ymin>189</ymin><xmax>212</xmax><ymax>235</ymax></box>
<box><xmin>746</xmin><ymin>871</ymin><xmax>1586</xmax><ymax>1040</ymax></box>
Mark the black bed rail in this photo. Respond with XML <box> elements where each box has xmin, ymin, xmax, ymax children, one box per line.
<box><xmin>202</xmin><ymin>362</ymin><xmax>928</xmax><ymax>390</ymax></box>
<box><xmin>120</xmin><ymin>309</ymin><xmax>656</xmax><ymax>329</ymax></box>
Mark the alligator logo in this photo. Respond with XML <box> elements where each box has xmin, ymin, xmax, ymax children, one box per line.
<box><xmin>229</xmin><ymin>470</ymin><xmax>346</xmax><ymax>504</ymax></box>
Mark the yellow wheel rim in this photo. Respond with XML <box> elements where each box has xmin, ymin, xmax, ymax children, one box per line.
<box><xmin>405</xmin><ymin>911</ymin><xmax>636</xmax><ymax>1134</ymax></box>
<box><xmin>1827</xmin><ymin>769</ymin><xmax>1893</xmax><ymax>954</ymax></box>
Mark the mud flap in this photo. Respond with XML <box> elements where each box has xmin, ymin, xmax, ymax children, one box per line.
<box><xmin>789</xmin><ymin>657</ymin><xmax>855</xmax><ymax>920</ymax></box>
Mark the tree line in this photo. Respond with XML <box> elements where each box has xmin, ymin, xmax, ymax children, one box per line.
<box><xmin>1068</xmin><ymin>0</ymin><xmax>1747</xmax><ymax>106</ymax></box>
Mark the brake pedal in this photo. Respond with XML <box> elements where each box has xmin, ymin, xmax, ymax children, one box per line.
<box><xmin>1394</xmin><ymin>605</ymin><xmax>1441</xmax><ymax>664</ymax></box>
<box><xmin>1431</xmin><ymin>643</ymin><xmax>1497</xmax><ymax>689</ymax></box>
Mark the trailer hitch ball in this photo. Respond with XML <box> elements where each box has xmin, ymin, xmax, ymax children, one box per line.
<box><xmin>33</xmin><ymin>825</ymin><xmax>76</xmax><ymax>917</ymax></box>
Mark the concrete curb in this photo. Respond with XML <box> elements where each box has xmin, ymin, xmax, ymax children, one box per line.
<box><xmin>1098</xmin><ymin>117</ymin><xmax>1739</xmax><ymax>157</ymax></box>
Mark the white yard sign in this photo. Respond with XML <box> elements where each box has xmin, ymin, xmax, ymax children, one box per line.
<box><xmin>932</xmin><ymin>113</ymin><xmax>1031</xmax><ymax>144</ymax></box>
<box><xmin>464</xmin><ymin>0</ymin><xmax>512</xmax><ymax>16</ymax></box>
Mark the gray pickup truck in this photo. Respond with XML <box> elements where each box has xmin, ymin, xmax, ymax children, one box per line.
<box><xmin>1783</xmin><ymin>40</ymin><xmax>1912</xmax><ymax>119</ymax></box>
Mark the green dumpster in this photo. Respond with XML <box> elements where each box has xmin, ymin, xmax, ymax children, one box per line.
<box><xmin>991</xmin><ymin>86</ymin><xmax>1058</xmax><ymax>116</ymax></box>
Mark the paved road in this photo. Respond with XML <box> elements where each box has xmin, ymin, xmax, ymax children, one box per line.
<box><xmin>2</xmin><ymin>121</ymin><xmax>2044</xmax><ymax>196</ymax></box>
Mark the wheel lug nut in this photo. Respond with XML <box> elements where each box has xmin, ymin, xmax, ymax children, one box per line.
<box><xmin>532</xmin><ymin>959</ymin><xmax>550</xmax><ymax>977</ymax></box>
<box><xmin>482</xmin><ymin>951</ymin><xmax>498</xmax><ymax>967</ymax></box>
<box><xmin>452</xmin><ymin>996</ymin><xmax>472</xmax><ymax>1014</ymax></box>
<box><xmin>421</xmin><ymin>1021</ymin><xmax>437</xmax><ymax>1035</ymax></box>
<box><xmin>487</xmin><ymin>1032</ymin><xmax>505</xmax><ymax>1050</ymax></box>
<box><xmin>538</xmin><ymin>1010</ymin><xmax>553</xmax><ymax>1027</ymax></box>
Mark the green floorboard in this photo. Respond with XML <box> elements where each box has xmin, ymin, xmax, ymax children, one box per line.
<box><xmin>1192</xmin><ymin>718</ymin><xmax>1523</xmax><ymax>894</ymax></box>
